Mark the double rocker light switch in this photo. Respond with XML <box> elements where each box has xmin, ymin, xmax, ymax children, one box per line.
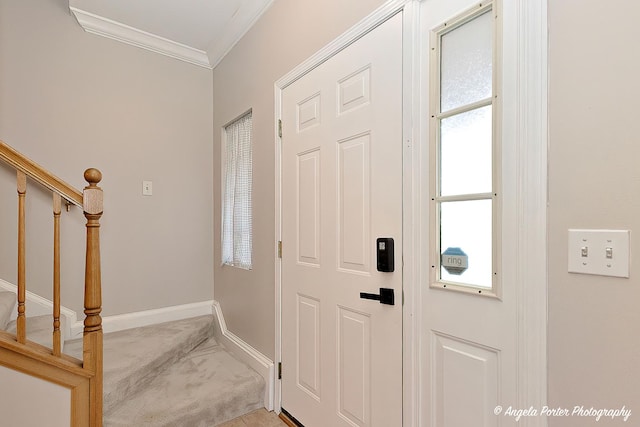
<box><xmin>568</xmin><ymin>229</ymin><xmax>630</xmax><ymax>278</ymax></box>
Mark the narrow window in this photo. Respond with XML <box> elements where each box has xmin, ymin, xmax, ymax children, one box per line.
<box><xmin>222</xmin><ymin>111</ymin><xmax>253</xmax><ymax>269</ymax></box>
<box><xmin>430</xmin><ymin>2</ymin><xmax>499</xmax><ymax>295</ymax></box>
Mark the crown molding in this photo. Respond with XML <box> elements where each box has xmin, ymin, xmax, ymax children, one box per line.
<box><xmin>70</xmin><ymin>7</ymin><xmax>212</xmax><ymax>69</ymax></box>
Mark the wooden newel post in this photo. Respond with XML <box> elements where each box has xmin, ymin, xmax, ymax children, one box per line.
<box><xmin>82</xmin><ymin>168</ymin><xmax>103</xmax><ymax>427</ymax></box>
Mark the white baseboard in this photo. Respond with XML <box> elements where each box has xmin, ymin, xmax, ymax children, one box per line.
<box><xmin>0</xmin><ymin>279</ymin><xmax>77</xmax><ymax>339</ymax></box>
<box><xmin>68</xmin><ymin>300</ymin><xmax>214</xmax><ymax>340</ymax></box>
<box><xmin>0</xmin><ymin>279</ymin><xmax>215</xmax><ymax>342</ymax></box>
<box><xmin>212</xmin><ymin>300</ymin><xmax>275</xmax><ymax>411</ymax></box>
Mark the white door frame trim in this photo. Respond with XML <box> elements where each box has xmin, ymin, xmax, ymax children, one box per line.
<box><xmin>401</xmin><ymin>2</ymin><xmax>421</xmax><ymax>426</ymax></box>
<box><xmin>512</xmin><ymin>0</ymin><xmax>549</xmax><ymax>424</ymax></box>
<box><xmin>273</xmin><ymin>0</ymin><xmax>548</xmax><ymax>425</ymax></box>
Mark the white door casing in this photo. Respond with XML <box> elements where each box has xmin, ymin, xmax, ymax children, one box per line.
<box><xmin>280</xmin><ymin>13</ymin><xmax>403</xmax><ymax>427</ymax></box>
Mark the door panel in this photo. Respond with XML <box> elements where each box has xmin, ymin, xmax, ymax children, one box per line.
<box><xmin>297</xmin><ymin>294</ymin><xmax>321</xmax><ymax>399</ymax></box>
<box><xmin>281</xmin><ymin>12</ymin><xmax>403</xmax><ymax>427</ymax></box>
<box><xmin>337</xmin><ymin>307</ymin><xmax>371</xmax><ymax>426</ymax></box>
<box><xmin>297</xmin><ymin>150</ymin><xmax>320</xmax><ymax>265</ymax></box>
<box><xmin>432</xmin><ymin>332</ymin><xmax>499</xmax><ymax>426</ymax></box>
<box><xmin>338</xmin><ymin>133</ymin><xmax>370</xmax><ymax>273</ymax></box>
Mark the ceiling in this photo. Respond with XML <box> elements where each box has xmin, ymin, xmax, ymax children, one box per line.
<box><xmin>69</xmin><ymin>0</ymin><xmax>274</xmax><ymax>69</ymax></box>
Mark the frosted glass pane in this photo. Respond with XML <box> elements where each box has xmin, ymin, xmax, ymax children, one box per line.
<box><xmin>440</xmin><ymin>106</ymin><xmax>492</xmax><ymax>196</ymax></box>
<box><xmin>440</xmin><ymin>200</ymin><xmax>492</xmax><ymax>288</ymax></box>
<box><xmin>440</xmin><ymin>10</ymin><xmax>492</xmax><ymax>112</ymax></box>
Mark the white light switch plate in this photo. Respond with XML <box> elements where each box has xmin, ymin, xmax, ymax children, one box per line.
<box><xmin>568</xmin><ymin>229</ymin><xmax>630</xmax><ymax>278</ymax></box>
<box><xmin>142</xmin><ymin>181</ymin><xmax>153</xmax><ymax>196</ymax></box>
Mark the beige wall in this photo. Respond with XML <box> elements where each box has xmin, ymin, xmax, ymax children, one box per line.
<box><xmin>548</xmin><ymin>1</ymin><xmax>640</xmax><ymax>423</ymax></box>
<box><xmin>0</xmin><ymin>365</ymin><xmax>70</xmax><ymax>426</ymax></box>
<box><xmin>0</xmin><ymin>0</ymin><xmax>214</xmax><ymax>316</ymax></box>
<box><xmin>213</xmin><ymin>0</ymin><xmax>386</xmax><ymax>359</ymax></box>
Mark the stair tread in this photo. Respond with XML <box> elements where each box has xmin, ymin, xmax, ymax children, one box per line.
<box><xmin>65</xmin><ymin>315</ymin><xmax>215</xmax><ymax>413</ymax></box>
<box><xmin>104</xmin><ymin>337</ymin><xmax>264</xmax><ymax>427</ymax></box>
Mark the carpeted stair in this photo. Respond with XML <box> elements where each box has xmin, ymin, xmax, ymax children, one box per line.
<box><xmin>0</xmin><ymin>294</ymin><xmax>265</xmax><ymax>427</ymax></box>
<box><xmin>64</xmin><ymin>315</ymin><xmax>265</xmax><ymax>426</ymax></box>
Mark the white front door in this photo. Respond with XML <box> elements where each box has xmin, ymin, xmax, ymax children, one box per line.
<box><xmin>281</xmin><ymin>13</ymin><xmax>403</xmax><ymax>427</ymax></box>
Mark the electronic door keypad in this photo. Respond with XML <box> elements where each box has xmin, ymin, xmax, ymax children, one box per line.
<box><xmin>376</xmin><ymin>237</ymin><xmax>394</xmax><ymax>272</ymax></box>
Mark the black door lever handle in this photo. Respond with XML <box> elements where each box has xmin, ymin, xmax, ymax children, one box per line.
<box><xmin>359</xmin><ymin>288</ymin><xmax>394</xmax><ymax>305</ymax></box>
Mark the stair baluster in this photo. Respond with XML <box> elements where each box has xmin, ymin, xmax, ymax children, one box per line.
<box><xmin>16</xmin><ymin>170</ymin><xmax>26</xmax><ymax>344</ymax></box>
<box><xmin>53</xmin><ymin>192</ymin><xmax>62</xmax><ymax>356</ymax></box>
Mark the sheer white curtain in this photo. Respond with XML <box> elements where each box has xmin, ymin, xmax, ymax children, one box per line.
<box><xmin>222</xmin><ymin>112</ymin><xmax>252</xmax><ymax>269</ymax></box>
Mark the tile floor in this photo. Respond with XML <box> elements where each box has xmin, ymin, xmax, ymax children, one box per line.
<box><xmin>218</xmin><ymin>408</ymin><xmax>289</xmax><ymax>427</ymax></box>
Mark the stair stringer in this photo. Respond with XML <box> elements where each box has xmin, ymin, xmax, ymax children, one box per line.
<box><xmin>212</xmin><ymin>300</ymin><xmax>275</xmax><ymax>411</ymax></box>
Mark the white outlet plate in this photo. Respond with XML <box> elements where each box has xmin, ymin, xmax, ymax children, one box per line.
<box><xmin>142</xmin><ymin>180</ymin><xmax>153</xmax><ymax>196</ymax></box>
<box><xmin>568</xmin><ymin>229</ymin><xmax>630</xmax><ymax>278</ymax></box>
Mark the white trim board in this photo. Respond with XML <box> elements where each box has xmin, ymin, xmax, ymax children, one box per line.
<box><xmin>68</xmin><ymin>300</ymin><xmax>214</xmax><ymax>340</ymax></box>
<box><xmin>0</xmin><ymin>278</ymin><xmax>77</xmax><ymax>340</ymax></box>
<box><xmin>512</xmin><ymin>0</ymin><xmax>549</xmax><ymax>422</ymax></box>
<box><xmin>0</xmin><ymin>279</ymin><xmax>214</xmax><ymax>340</ymax></box>
<box><xmin>401</xmin><ymin>3</ymin><xmax>421</xmax><ymax>426</ymax></box>
<box><xmin>69</xmin><ymin>7</ymin><xmax>212</xmax><ymax>69</ymax></box>
<box><xmin>0</xmin><ymin>281</ymin><xmax>215</xmax><ymax>340</ymax></box>
<box><xmin>212</xmin><ymin>301</ymin><xmax>275</xmax><ymax>411</ymax></box>
<box><xmin>70</xmin><ymin>1</ymin><xmax>275</xmax><ymax>70</ymax></box>
<box><xmin>275</xmin><ymin>0</ymin><xmax>411</xmax><ymax>89</ymax></box>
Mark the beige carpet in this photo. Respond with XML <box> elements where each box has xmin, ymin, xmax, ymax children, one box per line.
<box><xmin>65</xmin><ymin>315</ymin><xmax>264</xmax><ymax>426</ymax></box>
<box><xmin>105</xmin><ymin>337</ymin><xmax>264</xmax><ymax>426</ymax></box>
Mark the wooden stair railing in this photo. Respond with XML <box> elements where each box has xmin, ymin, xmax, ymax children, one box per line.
<box><xmin>0</xmin><ymin>140</ymin><xmax>103</xmax><ymax>426</ymax></box>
